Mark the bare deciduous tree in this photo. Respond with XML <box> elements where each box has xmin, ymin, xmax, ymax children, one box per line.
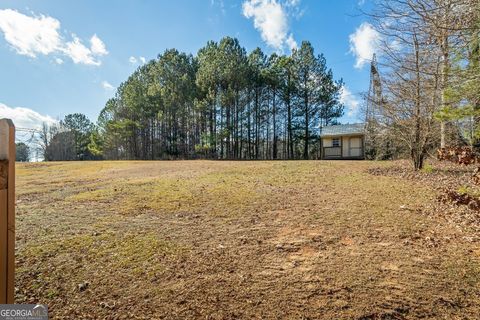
<box><xmin>365</xmin><ymin>0</ymin><xmax>479</xmax><ymax>169</ymax></box>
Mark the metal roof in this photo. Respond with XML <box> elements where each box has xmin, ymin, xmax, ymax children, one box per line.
<box><xmin>320</xmin><ymin>123</ymin><xmax>365</xmax><ymax>137</ymax></box>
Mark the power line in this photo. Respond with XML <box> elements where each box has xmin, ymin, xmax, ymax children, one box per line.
<box><xmin>16</xmin><ymin>127</ymin><xmax>42</xmax><ymax>134</ymax></box>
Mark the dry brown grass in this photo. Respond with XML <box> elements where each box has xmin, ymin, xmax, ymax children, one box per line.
<box><xmin>15</xmin><ymin>160</ymin><xmax>480</xmax><ymax>319</ymax></box>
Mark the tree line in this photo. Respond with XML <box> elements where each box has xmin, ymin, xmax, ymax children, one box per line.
<box><xmin>39</xmin><ymin>39</ymin><xmax>345</xmax><ymax>161</ymax></box>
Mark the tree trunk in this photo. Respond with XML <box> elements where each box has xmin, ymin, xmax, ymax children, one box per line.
<box><xmin>412</xmin><ymin>32</ymin><xmax>424</xmax><ymax>171</ymax></box>
<box><xmin>272</xmin><ymin>87</ymin><xmax>278</xmax><ymax>159</ymax></box>
<box><xmin>303</xmin><ymin>89</ymin><xmax>309</xmax><ymax>160</ymax></box>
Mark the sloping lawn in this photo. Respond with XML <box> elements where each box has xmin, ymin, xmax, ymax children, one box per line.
<box><xmin>15</xmin><ymin>160</ymin><xmax>480</xmax><ymax>319</ymax></box>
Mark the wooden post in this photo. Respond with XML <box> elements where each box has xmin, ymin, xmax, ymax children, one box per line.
<box><xmin>0</xmin><ymin>119</ymin><xmax>15</xmax><ymax>303</ymax></box>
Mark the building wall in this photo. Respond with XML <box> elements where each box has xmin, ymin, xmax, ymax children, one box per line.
<box><xmin>321</xmin><ymin>135</ymin><xmax>364</xmax><ymax>159</ymax></box>
<box><xmin>342</xmin><ymin>137</ymin><xmax>349</xmax><ymax>157</ymax></box>
<box><xmin>323</xmin><ymin>138</ymin><xmax>332</xmax><ymax>147</ymax></box>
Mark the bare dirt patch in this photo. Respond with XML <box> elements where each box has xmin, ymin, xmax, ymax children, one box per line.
<box><xmin>15</xmin><ymin>160</ymin><xmax>480</xmax><ymax>319</ymax></box>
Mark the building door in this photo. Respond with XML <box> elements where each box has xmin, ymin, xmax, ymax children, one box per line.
<box><xmin>349</xmin><ymin>137</ymin><xmax>362</xmax><ymax>157</ymax></box>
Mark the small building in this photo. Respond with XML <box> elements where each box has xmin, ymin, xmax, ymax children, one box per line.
<box><xmin>320</xmin><ymin>123</ymin><xmax>365</xmax><ymax>160</ymax></box>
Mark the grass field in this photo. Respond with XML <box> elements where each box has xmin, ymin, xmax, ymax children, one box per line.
<box><xmin>15</xmin><ymin>160</ymin><xmax>480</xmax><ymax>319</ymax></box>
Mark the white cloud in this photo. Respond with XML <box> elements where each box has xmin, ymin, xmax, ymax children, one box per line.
<box><xmin>349</xmin><ymin>22</ymin><xmax>381</xmax><ymax>69</ymax></box>
<box><xmin>242</xmin><ymin>0</ymin><xmax>298</xmax><ymax>52</ymax></box>
<box><xmin>285</xmin><ymin>0</ymin><xmax>300</xmax><ymax>6</ymax></box>
<box><xmin>0</xmin><ymin>103</ymin><xmax>57</xmax><ymax>130</ymax></box>
<box><xmin>101</xmin><ymin>81</ymin><xmax>114</xmax><ymax>91</ymax></box>
<box><xmin>285</xmin><ymin>34</ymin><xmax>297</xmax><ymax>50</ymax></box>
<box><xmin>0</xmin><ymin>9</ymin><xmax>108</xmax><ymax>66</ymax></box>
<box><xmin>339</xmin><ymin>86</ymin><xmax>360</xmax><ymax>117</ymax></box>
<box><xmin>129</xmin><ymin>56</ymin><xmax>147</xmax><ymax>65</ymax></box>
<box><xmin>62</xmin><ymin>34</ymin><xmax>107</xmax><ymax>65</ymax></box>
<box><xmin>55</xmin><ymin>57</ymin><xmax>63</xmax><ymax>64</ymax></box>
<box><xmin>90</xmin><ymin>34</ymin><xmax>108</xmax><ymax>56</ymax></box>
<box><xmin>284</xmin><ymin>0</ymin><xmax>304</xmax><ymax>19</ymax></box>
<box><xmin>0</xmin><ymin>9</ymin><xmax>61</xmax><ymax>57</ymax></box>
<box><xmin>64</xmin><ymin>35</ymin><xmax>101</xmax><ymax>66</ymax></box>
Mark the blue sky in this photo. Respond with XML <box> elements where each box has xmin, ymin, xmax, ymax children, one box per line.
<box><xmin>0</xmin><ymin>0</ymin><xmax>378</xmax><ymax>130</ymax></box>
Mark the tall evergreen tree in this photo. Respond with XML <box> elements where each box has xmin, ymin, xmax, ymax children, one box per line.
<box><xmin>294</xmin><ymin>41</ymin><xmax>343</xmax><ymax>159</ymax></box>
<box><xmin>95</xmin><ymin>37</ymin><xmax>344</xmax><ymax>161</ymax></box>
<box><xmin>62</xmin><ymin>113</ymin><xmax>94</xmax><ymax>160</ymax></box>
